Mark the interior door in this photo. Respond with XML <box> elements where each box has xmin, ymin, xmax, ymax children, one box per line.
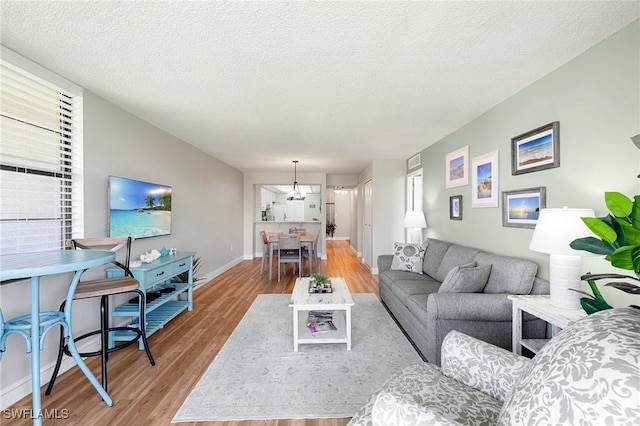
<box><xmin>363</xmin><ymin>179</ymin><xmax>373</xmax><ymax>268</ymax></box>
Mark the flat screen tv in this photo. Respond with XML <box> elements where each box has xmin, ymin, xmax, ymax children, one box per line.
<box><xmin>109</xmin><ymin>176</ymin><xmax>172</xmax><ymax>239</ymax></box>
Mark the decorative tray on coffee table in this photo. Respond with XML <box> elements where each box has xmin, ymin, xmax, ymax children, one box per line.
<box><xmin>309</xmin><ymin>280</ymin><xmax>333</xmax><ymax>293</ymax></box>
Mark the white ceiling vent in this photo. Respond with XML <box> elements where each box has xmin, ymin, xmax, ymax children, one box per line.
<box><xmin>408</xmin><ymin>153</ymin><xmax>421</xmax><ymax>170</ymax></box>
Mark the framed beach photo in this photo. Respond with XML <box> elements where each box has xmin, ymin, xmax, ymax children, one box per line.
<box><xmin>471</xmin><ymin>150</ymin><xmax>499</xmax><ymax>208</ymax></box>
<box><xmin>511</xmin><ymin>122</ymin><xmax>560</xmax><ymax>175</ymax></box>
<box><xmin>449</xmin><ymin>195</ymin><xmax>462</xmax><ymax>220</ymax></box>
<box><xmin>502</xmin><ymin>187</ymin><xmax>547</xmax><ymax>228</ymax></box>
<box><xmin>445</xmin><ymin>145</ymin><xmax>469</xmax><ymax>188</ymax></box>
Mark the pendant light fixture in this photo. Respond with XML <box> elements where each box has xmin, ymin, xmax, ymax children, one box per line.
<box><xmin>287</xmin><ymin>160</ymin><xmax>306</xmax><ymax>200</ymax></box>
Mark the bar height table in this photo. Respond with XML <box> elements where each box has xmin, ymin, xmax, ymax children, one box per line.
<box><xmin>0</xmin><ymin>249</ymin><xmax>116</xmax><ymax>425</ymax></box>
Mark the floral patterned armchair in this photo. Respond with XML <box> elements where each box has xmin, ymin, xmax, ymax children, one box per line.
<box><xmin>349</xmin><ymin>307</ymin><xmax>640</xmax><ymax>426</ymax></box>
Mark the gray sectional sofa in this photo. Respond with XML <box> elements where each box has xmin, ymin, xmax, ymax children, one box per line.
<box><xmin>378</xmin><ymin>238</ymin><xmax>549</xmax><ymax>365</ymax></box>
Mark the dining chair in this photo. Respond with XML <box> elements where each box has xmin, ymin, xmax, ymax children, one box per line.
<box><xmin>259</xmin><ymin>230</ymin><xmax>275</xmax><ymax>275</ymax></box>
<box><xmin>45</xmin><ymin>237</ymin><xmax>155</xmax><ymax>395</ymax></box>
<box><xmin>303</xmin><ymin>230</ymin><xmax>321</xmax><ymax>275</ymax></box>
<box><xmin>277</xmin><ymin>234</ymin><xmax>302</xmax><ymax>282</ymax></box>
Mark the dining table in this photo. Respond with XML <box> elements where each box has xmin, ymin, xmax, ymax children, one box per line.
<box><xmin>0</xmin><ymin>249</ymin><xmax>116</xmax><ymax>426</ymax></box>
<box><xmin>266</xmin><ymin>232</ymin><xmax>315</xmax><ymax>280</ymax></box>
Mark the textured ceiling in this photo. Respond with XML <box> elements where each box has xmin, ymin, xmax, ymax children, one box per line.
<box><xmin>1</xmin><ymin>1</ymin><xmax>638</xmax><ymax>174</ymax></box>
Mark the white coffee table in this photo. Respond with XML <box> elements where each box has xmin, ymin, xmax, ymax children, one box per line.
<box><xmin>289</xmin><ymin>277</ymin><xmax>355</xmax><ymax>351</ymax></box>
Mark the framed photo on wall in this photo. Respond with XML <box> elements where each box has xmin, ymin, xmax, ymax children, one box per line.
<box><xmin>450</xmin><ymin>195</ymin><xmax>462</xmax><ymax>220</ymax></box>
<box><xmin>471</xmin><ymin>150</ymin><xmax>499</xmax><ymax>208</ymax></box>
<box><xmin>511</xmin><ymin>122</ymin><xmax>560</xmax><ymax>175</ymax></box>
<box><xmin>502</xmin><ymin>187</ymin><xmax>547</xmax><ymax>228</ymax></box>
<box><xmin>445</xmin><ymin>145</ymin><xmax>469</xmax><ymax>188</ymax></box>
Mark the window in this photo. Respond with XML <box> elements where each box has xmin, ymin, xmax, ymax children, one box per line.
<box><xmin>0</xmin><ymin>47</ymin><xmax>83</xmax><ymax>255</ymax></box>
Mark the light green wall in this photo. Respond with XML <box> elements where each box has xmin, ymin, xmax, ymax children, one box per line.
<box><xmin>418</xmin><ymin>21</ymin><xmax>639</xmax><ymax>306</ymax></box>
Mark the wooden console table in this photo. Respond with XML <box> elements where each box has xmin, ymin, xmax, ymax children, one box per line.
<box><xmin>509</xmin><ymin>294</ymin><xmax>585</xmax><ymax>355</ymax></box>
<box><xmin>107</xmin><ymin>251</ymin><xmax>194</xmax><ymax>349</ymax></box>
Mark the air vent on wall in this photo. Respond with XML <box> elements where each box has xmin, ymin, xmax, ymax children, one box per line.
<box><xmin>408</xmin><ymin>153</ymin><xmax>421</xmax><ymax>170</ymax></box>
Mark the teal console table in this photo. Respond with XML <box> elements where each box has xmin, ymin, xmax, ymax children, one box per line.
<box><xmin>106</xmin><ymin>251</ymin><xmax>194</xmax><ymax>349</ymax></box>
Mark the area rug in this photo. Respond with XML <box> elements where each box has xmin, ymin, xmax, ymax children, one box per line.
<box><xmin>172</xmin><ymin>293</ymin><xmax>422</xmax><ymax>422</ymax></box>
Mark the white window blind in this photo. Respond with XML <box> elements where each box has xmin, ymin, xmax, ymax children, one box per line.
<box><xmin>0</xmin><ymin>46</ymin><xmax>83</xmax><ymax>255</ymax></box>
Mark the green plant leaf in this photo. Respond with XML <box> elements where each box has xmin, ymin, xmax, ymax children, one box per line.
<box><xmin>569</xmin><ymin>289</ymin><xmax>596</xmax><ymax>299</ymax></box>
<box><xmin>633</xmin><ymin>245</ymin><xmax>640</xmax><ymax>275</ymax></box>
<box><xmin>582</xmin><ymin>217</ymin><xmax>617</xmax><ymax>244</ymax></box>
<box><xmin>569</xmin><ymin>237</ymin><xmax>615</xmax><ymax>255</ymax></box>
<box><xmin>605</xmin><ymin>282</ymin><xmax>640</xmax><ymax>294</ymax></box>
<box><xmin>606</xmin><ymin>246</ymin><xmax>636</xmax><ymax>270</ymax></box>
<box><xmin>618</xmin><ymin>219</ymin><xmax>640</xmax><ymax>245</ymax></box>
<box><xmin>604</xmin><ymin>214</ymin><xmax>626</xmax><ymax>248</ymax></box>
<box><xmin>633</xmin><ymin>195</ymin><xmax>640</xmax><ymax>232</ymax></box>
<box><xmin>581</xmin><ymin>273</ymin><xmax>640</xmax><ymax>282</ymax></box>
<box><xmin>580</xmin><ymin>297</ymin><xmax>613</xmax><ymax>315</ymax></box>
<box><xmin>605</xmin><ymin>191</ymin><xmax>633</xmax><ymax>218</ymax></box>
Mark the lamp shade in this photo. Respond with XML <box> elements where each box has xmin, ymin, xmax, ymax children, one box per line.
<box><xmin>529</xmin><ymin>207</ymin><xmax>595</xmax><ymax>256</ymax></box>
<box><xmin>404</xmin><ymin>211</ymin><xmax>427</xmax><ymax>229</ymax></box>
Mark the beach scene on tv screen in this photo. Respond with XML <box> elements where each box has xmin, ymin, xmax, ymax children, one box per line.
<box><xmin>109</xmin><ymin>176</ymin><xmax>172</xmax><ymax>239</ymax></box>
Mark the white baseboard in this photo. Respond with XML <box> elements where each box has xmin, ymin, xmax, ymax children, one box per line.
<box><xmin>194</xmin><ymin>256</ymin><xmax>244</xmax><ymax>291</ymax></box>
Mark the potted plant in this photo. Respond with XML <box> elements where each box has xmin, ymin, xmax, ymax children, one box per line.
<box><xmin>326</xmin><ymin>223</ymin><xmax>337</xmax><ymax>238</ymax></box>
<box><xmin>311</xmin><ymin>273</ymin><xmax>330</xmax><ymax>284</ymax></box>
<box><xmin>569</xmin><ymin>191</ymin><xmax>640</xmax><ymax>313</ymax></box>
<box><xmin>310</xmin><ymin>273</ymin><xmax>332</xmax><ymax>293</ymax></box>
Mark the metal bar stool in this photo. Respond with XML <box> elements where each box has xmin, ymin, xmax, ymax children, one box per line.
<box><xmin>45</xmin><ymin>237</ymin><xmax>155</xmax><ymax>395</ymax></box>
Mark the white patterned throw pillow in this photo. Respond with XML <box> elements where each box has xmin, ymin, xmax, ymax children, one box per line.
<box><xmin>390</xmin><ymin>242</ymin><xmax>426</xmax><ymax>274</ymax></box>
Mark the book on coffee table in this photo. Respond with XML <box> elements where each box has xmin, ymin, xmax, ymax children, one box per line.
<box><xmin>306</xmin><ymin>311</ymin><xmax>337</xmax><ymax>333</ymax></box>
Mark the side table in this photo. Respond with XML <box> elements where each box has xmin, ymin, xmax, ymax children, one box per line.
<box><xmin>509</xmin><ymin>294</ymin><xmax>586</xmax><ymax>355</ymax></box>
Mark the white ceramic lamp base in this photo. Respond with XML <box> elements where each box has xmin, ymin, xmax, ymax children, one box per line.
<box><xmin>549</xmin><ymin>254</ymin><xmax>582</xmax><ymax>310</ymax></box>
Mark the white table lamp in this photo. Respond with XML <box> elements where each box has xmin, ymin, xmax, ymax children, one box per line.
<box><xmin>529</xmin><ymin>207</ymin><xmax>596</xmax><ymax>309</ymax></box>
<box><xmin>404</xmin><ymin>211</ymin><xmax>427</xmax><ymax>243</ymax></box>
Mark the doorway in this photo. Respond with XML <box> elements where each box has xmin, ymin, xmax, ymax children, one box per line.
<box><xmin>363</xmin><ymin>179</ymin><xmax>372</xmax><ymax>268</ymax></box>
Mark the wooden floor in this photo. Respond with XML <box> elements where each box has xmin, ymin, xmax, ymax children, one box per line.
<box><xmin>4</xmin><ymin>240</ymin><xmax>378</xmax><ymax>425</ymax></box>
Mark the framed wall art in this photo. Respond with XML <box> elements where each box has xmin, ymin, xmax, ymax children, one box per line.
<box><xmin>502</xmin><ymin>187</ymin><xmax>547</xmax><ymax>228</ymax></box>
<box><xmin>471</xmin><ymin>150</ymin><xmax>499</xmax><ymax>208</ymax></box>
<box><xmin>445</xmin><ymin>145</ymin><xmax>469</xmax><ymax>188</ymax></box>
<box><xmin>449</xmin><ymin>195</ymin><xmax>462</xmax><ymax>220</ymax></box>
<box><xmin>511</xmin><ymin>121</ymin><xmax>560</xmax><ymax>175</ymax></box>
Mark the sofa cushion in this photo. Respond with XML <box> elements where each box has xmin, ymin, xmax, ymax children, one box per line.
<box><xmin>475</xmin><ymin>253</ymin><xmax>536</xmax><ymax>294</ymax></box>
<box><xmin>436</xmin><ymin>245</ymin><xmax>483</xmax><ymax>282</ymax></box>
<box><xmin>498</xmin><ymin>307</ymin><xmax>640</xmax><ymax>426</ymax></box>
<box><xmin>405</xmin><ymin>294</ymin><xmax>430</xmax><ymax>324</ymax></box>
<box><xmin>422</xmin><ymin>239</ymin><xmax>451</xmax><ymax>277</ymax></box>
<box><xmin>391</xmin><ymin>279</ymin><xmax>441</xmax><ymax>305</ymax></box>
<box><xmin>391</xmin><ymin>242</ymin><xmax>427</xmax><ymax>274</ymax></box>
<box><xmin>380</xmin><ymin>269</ymin><xmax>434</xmax><ymax>284</ymax></box>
